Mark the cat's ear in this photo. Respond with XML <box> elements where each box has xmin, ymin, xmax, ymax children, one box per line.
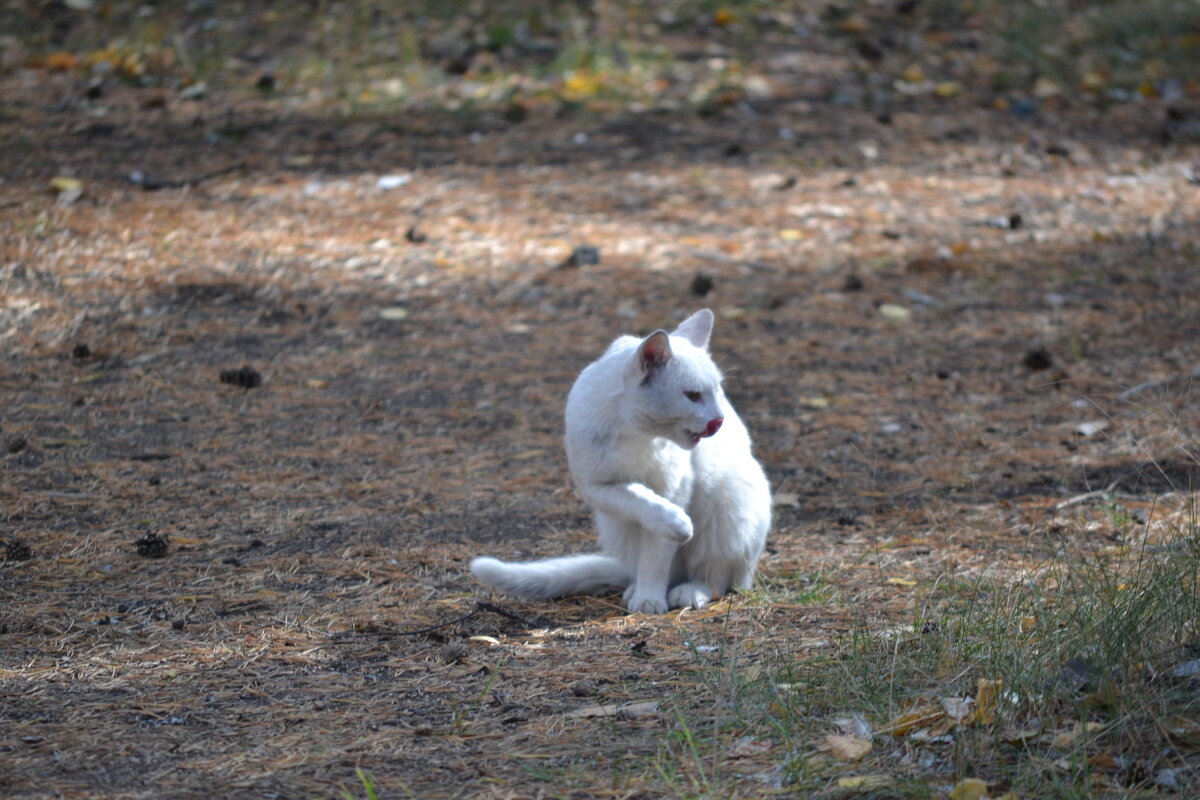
<box><xmin>637</xmin><ymin>330</ymin><xmax>672</xmax><ymax>376</ymax></box>
<box><xmin>673</xmin><ymin>309</ymin><xmax>714</xmax><ymax>349</ymax></box>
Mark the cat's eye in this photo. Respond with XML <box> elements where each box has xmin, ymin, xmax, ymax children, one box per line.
<box><xmin>684</xmin><ymin>391</ymin><xmax>702</xmax><ymax>403</ymax></box>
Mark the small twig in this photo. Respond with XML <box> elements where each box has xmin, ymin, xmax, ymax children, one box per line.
<box><xmin>476</xmin><ymin>601</ymin><xmax>541</xmax><ymax>629</ymax></box>
<box><xmin>1118</xmin><ymin>364</ymin><xmax>1200</xmax><ymax>401</ymax></box>
<box><xmin>1055</xmin><ymin>480</ymin><xmax>1121</xmax><ymax>511</ymax></box>
<box><xmin>687</xmin><ymin>249</ymin><xmax>777</xmax><ymax>273</ymax></box>
<box><xmin>388</xmin><ymin>606</ymin><xmax>483</xmax><ymax>637</ymax></box>
<box><xmin>268</xmin><ymin>615</ymin><xmax>336</xmax><ymax>639</ymax></box>
<box><xmin>130</xmin><ymin>162</ymin><xmax>245</xmax><ymax>191</ymax></box>
<box><xmin>387</xmin><ymin>602</ymin><xmax>541</xmax><ymax>638</ymax></box>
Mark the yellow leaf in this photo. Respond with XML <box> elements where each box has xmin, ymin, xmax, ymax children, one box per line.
<box><xmin>934</xmin><ymin>81</ymin><xmax>962</xmax><ymax>97</ymax></box>
<box><xmin>564</xmin><ymin>70</ymin><xmax>601</xmax><ymax>98</ymax></box>
<box><xmin>1082</xmin><ymin>70</ymin><xmax>1108</xmax><ymax>91</ymax></box>
<box><xmin>48</xmin><ymin>176</ymin><xmax>83</xmax><ymax>194</ymax></box>
<box><xmin>1053</xmin><ymin>721</ymin><xmax>1104</xmax><ymax>748</ymax></box>
<box><xmin>45</xmin><ymin>51</ymin><xmax>79</xmax><ymax>71</ymax></box>
<box><xmin>886</xmin><ymin>577</ymin><xmax>917</xmax><ymax>587</ymax></box>
<box><xmin>305</xmin><ymin>379</ymin><xmax>329</xmax><ymax>389</ymax></box>
<box><xmin>900</xmin><ymin>65</ymin><xmax>926</xmax><ymax>84</ymax></box>
<box><xmin>948</xmin><ymin>778</ymin><xmax>988</xmax><ymax>800</ymax></box>
<box><xmin>883</xmin><ymin>704</ymin><xmax>943</xmax><ymax>736</ymax></box>
<box><xmin>778</xmin><ymin>229</ymin><xmax>806</xmax><ymax>240</ymax></box>
<box><xmin>837</xmin><ymin>16</ymin><xmax>869</xmax><ymax>35</ymax></box>
<box><xmin>968</xmin><ymin>678</ymin><xmax>1002</xmax><ymax>725</ymax></box>
<box><xmin>1019</xmin><ymin>615</ymin><xmax>1036</xmax><ymax>633</ymax></box>
<box><xmin>836</xmin><ymin>775</ymin><xmax>891</xmax><ymax>791</ymax></box>
<box><xmin>826</xmin><ymin>734</ymin><xmax>873</xmax><ymax>761</ymax></box>
<box><xmin>712</xmin><ymin>8</ymin><xmax>735</xmax><ymax>27</ymax></box>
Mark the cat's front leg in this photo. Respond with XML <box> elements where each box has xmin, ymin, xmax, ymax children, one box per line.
<box><xmin>668</xmin><ymin>582</ymin><xmax>714</xmax><ymax>610</ymax></box>
<box><xmin>580</xmin><ymin>483</ymin><xmax>693</xmax><ymax>543</ymax></box>
<box><xmin>622</xmin><ymin>535</ymin><xmax>676</xmax><ymax>614</ymax></box>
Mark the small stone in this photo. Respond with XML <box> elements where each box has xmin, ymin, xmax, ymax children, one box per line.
<box><xmin>559</xmin><ymin>245</ymin><xmax>600</xmax><ymax>269</ymax></box>
<box><xmin>691</xmin><ymin>273</ymin><xmax>715</xmax><ymax>297</ymax></box>
<box><xmin>1023</xmin><ymin>347</ymin><xmax>1054</xmax><ymax>371</ymax></box>
<box><xmin>219</xmin><ymin>366</ymin><xmax>262</xmax><ymax>389</ymax></box>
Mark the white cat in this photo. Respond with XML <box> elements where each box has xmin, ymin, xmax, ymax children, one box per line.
<box><xmin>471</xmin><ymin>310</ymin><xmax>771</xmax><ymax>614</ymax></box>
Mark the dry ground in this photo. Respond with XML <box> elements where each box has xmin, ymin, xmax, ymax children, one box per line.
<box><xmin>3</xmin><ymin>51</ymin><xmax>1200</xmax><ymax>799</ymax></box>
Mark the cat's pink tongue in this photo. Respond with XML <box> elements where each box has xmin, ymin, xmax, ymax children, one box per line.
<box><xmin>702</xmin><ymin>417</ymin><xmax>724</xmax><ymax>438</ymax></box>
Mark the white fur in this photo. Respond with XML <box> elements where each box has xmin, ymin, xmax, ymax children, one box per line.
<box><xmin>470</xmin><ymin>310</ymin><xmax>771</xmax><ymax>613</ymax></box>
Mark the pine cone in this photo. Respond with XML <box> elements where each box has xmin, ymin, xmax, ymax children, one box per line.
<box><xmin>135</xmin><ymin>533</ymin><xmax>169</xmax><ymax>558</ymax></box>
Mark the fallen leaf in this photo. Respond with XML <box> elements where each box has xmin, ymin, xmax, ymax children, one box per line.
<box><xmin>886</xmin><ymin>577</ymin><xmax>917</xmax><ymax>587</ymax></box>
<box><xmin>1033</xmin><ymin>77</ymin><xmax>1061</xmax><ymax>98</ymax></box>
<box><xmin>45</xmin><ymin>51</ymin><xmax>79</xmax><ymax>71</ymax></box>
<box><xmin>837</xmin><ymin>16</ymin><xmax>869</xmax><ymax>34</ymax></box>
<box><xmin>711</xmin><ymin>8</ymin><xmax>735</xmax><ymax>27</ymax></box>
<box><xmin>878</xmin><ymin>304</ymin><xmax>912</xmax><ymax>321</ymax></box>
<box><xmin>375</xmin><ymin>173</ymin><xmax>412</xmax><ymax>190</ymax></box>
<box><xmin>568</xmin><ymin>700</ymin><xmax>659</xmax><ymax>719</ymax></box>
<box><xmin>563</xmin><ymin>69</ymin><xmax>601</xmax><ymax>98</ymax></box>
<box><xmin>948</xmin><ymin>778</ymin><xmax>988</xmax><ymax>800</ymax></box>
<box><xmin>1001</xmin><ymin>727</ymin><xmax>1040</xmax><ymax>743</ymax></box>
<box><xmin>826</xmin><ymin>733</ymin><xmax>873</xmax><ymax>761</ymax></box>
<box><xmin>1052</xmin><ymin>721</ymin><xmax>1104</xmax><ymax>748</ymax></box>
<box><xmin>832</xmin><ymin>712</ymin><xmax>873</xmax><ymax>740</ymax></box>
<box><xmin>378</xmin><ymin>307</ymin><xmax>409</xmax><ymax>321</ymax></box>
<box><xmin>465</xmin><ymin>635</ymin><xmax>500</xmax><ymax>646</ymax></box>
<box><xmin>934</xmin><ymin>81</ymin><xmax>962</xmax><ymax>97</ymax></box>
<box><xmin>48</xmin><ymin>176</ymin><xmax>83</xmax><ymax>193</ymax></box>
<box><xmin>778</xmin><ymin>229</ymin><xmax>806</xmax><ymax>240</ymax></box>
<box><xmin>1159</xmin><ymin>715</ymin><xmax>1200</xmax><ymax>749</ymax></box>
<box><xmin>1075</xmin><ymin>420</ymin><xmax>1109</xmax><ymax>437</ymax></box>
<box><xmin>942</xmin><ymin>696</ymin><xmax>974</xmax><ymax>724</ymax></box>
<box><xmin>1171</xmin><ymin>658</ymin><xmax>1200</xmax><ymax>678</ymax></box>
<box><xmin>883</xmin><ymin>703</ymin><xmax>943</xmax><ymax>736</ymax></box>
<box><xmin>727</xmin><ymin>736</ymin><xmax>772</xmax><ymax>758</ymax></box>
<box><xmin>968</xmin><ymin>678</ymin><xmax>1002</xmax><ymax>725</ymax></box>
<box><xmin>835</xmin><ymin>774</ymin><xmax>891</xmax><ymax>791</ymax></box>
<box><xmin>772</xmin><ymin>492</ymin><xmax>800</xmax><ymax>508</ymax></box>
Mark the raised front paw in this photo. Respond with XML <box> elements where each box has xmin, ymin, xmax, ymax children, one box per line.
<box><xmin>654</xmin><ymin>503</ymin><xmax>694</xmax><ymax>543</ymax></box>
<box><xmin>624</xmin><ymin>585</ymin><xmax>669</xmax><ymax>615</ymax></box>
<box><xmin>668</xmin><ymin>582</ymin><xmax>713</xmax><ymax>610</ymax></box>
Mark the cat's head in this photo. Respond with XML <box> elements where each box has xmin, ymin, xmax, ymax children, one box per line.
<box><xmin>627</xmin><ymin>309</ymin><xmax>726</xmax><ymax>450</ymax></box>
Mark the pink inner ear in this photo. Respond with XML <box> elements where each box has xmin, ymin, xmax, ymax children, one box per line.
<box><xmin>640</xmin><ymin>331</ymin><xmax>671</xmax><ymax>371</ymax></box>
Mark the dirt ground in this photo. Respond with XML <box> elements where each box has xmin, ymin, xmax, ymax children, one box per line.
<box><xmin>3</xmin><ymin>30</ymin><xmax>1200</xmax><ymax>799</ymax></box>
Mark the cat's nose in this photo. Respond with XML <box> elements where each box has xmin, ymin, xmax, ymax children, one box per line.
<box><xmin>703</xmin><ymin>417</ymin><xmax>724</xmax><ymax>437</ymax></box>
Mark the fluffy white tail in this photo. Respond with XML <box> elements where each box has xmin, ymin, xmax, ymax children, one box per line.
<box><xmin>470</xmin><ymin>554</ymin><xmax>628</xmax><ymax>600</ymax></box>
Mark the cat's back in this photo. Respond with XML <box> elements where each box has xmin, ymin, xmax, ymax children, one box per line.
<box><xmin>566</xmin><ymin>334</ymin><xmax>638</xmax><ymax>413</ymax></box>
